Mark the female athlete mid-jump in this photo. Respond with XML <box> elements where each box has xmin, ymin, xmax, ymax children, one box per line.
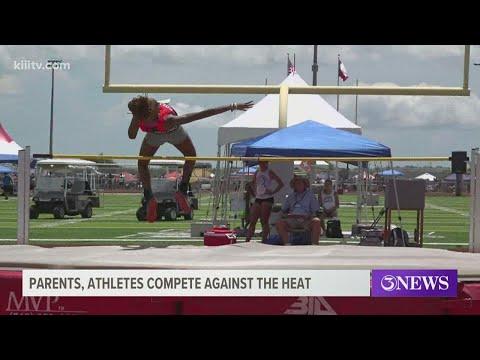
<box><xmin>127</xmin><ymin>96</ymin><xmax>253</xmax><ymax>222</ymax></box>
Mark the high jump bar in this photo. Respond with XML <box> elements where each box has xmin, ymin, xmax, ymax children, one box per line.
<box><xmin>34</xmin><ymin>154</ymin><xmax>451</xmax><ymax>162</ymax></box>
<box><xmin>103</xmin><ymin>45</ymin><xmax>471</xmax><ymax>97</ymax></box>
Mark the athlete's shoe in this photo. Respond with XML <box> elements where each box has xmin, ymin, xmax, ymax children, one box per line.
<box><xmin>175</xmin><ymin>191</ymin><xmax>191</xmax><ymax>214</ymax></box>
<box><xmin>176</xmin><ymin>182</ymin><xmax>191</xmax><ymax>213</ymax></box>
<box><xmin>146</xmin><ymin>197</ymin><xmax>158</xmax><ymax>223</ymax></box>
<box><xmin>178</xmin><ymin>181</ymin><xmax>189</xmax><ymax>195</ymax></box>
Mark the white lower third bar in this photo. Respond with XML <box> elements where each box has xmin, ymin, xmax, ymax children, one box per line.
<box><xmin>23</xmin><ymin>269</ymin><xmax>371</xmax><ymax>297</ymax></box>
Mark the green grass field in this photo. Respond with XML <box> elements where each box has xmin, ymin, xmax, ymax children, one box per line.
<box><xmin>0</xmin><ymin>193</ymin><xmax>471</xmax><ymax>249</ymax></box>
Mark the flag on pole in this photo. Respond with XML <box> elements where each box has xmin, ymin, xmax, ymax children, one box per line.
<box><xmin>288</xmin><ymin>56</ymin><xmax>296</xmax><ymax>75</ymax></box>
<box><xmin>338</xmin><ymin>59</ymin><xmax>349</xmax><ymax>81</ymax></box>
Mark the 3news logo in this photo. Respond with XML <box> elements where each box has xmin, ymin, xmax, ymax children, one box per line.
<box><xmin>371</xmin><ymin>270</ymin><xmax>457</xmax><ymax>297</ymax></box>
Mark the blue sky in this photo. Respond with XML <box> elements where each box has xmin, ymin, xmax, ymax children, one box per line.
<box><xmin>1</xmin><ymin>45</ymin><xmax>480</xmax><ymax>160</ymax></box>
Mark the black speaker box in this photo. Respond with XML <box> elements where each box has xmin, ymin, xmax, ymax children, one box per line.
<box><xmin>451</xmin><ymin>151</ymin><xmax>468</xmax><ymax>174</ymax></box>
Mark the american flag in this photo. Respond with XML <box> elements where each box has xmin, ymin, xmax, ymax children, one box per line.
<box><xmin>288</xmin><ymin>57</ymin><xmax>295</xmax><ymax>75</ymax></box>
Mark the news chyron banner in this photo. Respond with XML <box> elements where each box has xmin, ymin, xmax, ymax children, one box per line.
<box><xmin>23</xmin><ymin>270</ymin><xmax>371</xmax><ymax>297</ymax></box>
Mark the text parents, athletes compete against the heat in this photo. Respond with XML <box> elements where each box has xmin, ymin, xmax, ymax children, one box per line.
<box><xmin>28</xmin><ymin>276</ymin><xmax>312</xmax><ymax>291</ymax></box>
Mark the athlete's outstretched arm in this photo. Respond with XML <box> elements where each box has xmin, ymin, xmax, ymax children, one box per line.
<box><xmin>165</xmin><ymin>101</ymin><xmax>253</xmax><ymax>130</ymax></box>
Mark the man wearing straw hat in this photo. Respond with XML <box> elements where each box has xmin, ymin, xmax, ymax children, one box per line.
<box><xmin>276</xmin><ymin>173</ymin><xmax>322</xmax><ymax>245</ymax></box>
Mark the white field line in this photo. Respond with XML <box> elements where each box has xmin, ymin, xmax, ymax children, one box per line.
<box><xmin>425</xmin><ymin>202</ymin><xmax>469</xmax><ymax>217</ymax></box>
<box><xmin>0</xmin><ymin>238</ymin><xmax>206</xmax><ymax>242</ymax></box>
<box><xmin>33</xmin><ymin>209</ymin><xmax>137</xmax><ymax>229</ymax></box>
<box><xmin>116</xmin><ymin>229</ymin><xmax>191</xmax><ymax>239</ymax></box>
<box><xmin>0</xmin><ymin>239</ymin><xmax>469</xmax><ymax>246</ymax></box>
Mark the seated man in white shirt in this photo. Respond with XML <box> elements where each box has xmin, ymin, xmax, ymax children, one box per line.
<box><xmin>318</xmin><ymin>179</ymin><xmax>340</xmax><ymax>234</ymax></box>
<box><xmin>275</xmin><ymin>174</ymin><xmax>322</xmax><ymax>245</ymax></box>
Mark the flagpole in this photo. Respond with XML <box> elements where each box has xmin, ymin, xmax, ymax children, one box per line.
<box><xmin>336</xmin><ymin>54</ymin><xmax>340</xmax><ymax>111</ymax></box>
<box><xmin>294</xmin><ymin>53</ymin><xmax>296</xmax><ymax>73</ymax></box>
<box><xmin>348</xmin><ymin>79</ymin><xmax>359</xmax><ymax>183</ymax></box>
<box><xmin>287</xmin><ymin>53</ymin><xmax>290</xmax><ymax>76</ymax></box>
<box><xmin>355</xmin><ymin>79</ymin><xmax>359</xmax><ymax>124</ymax></box>
<box><xmin>312</xmin><ymin>45</ymin><xmax>318</xmax><ymax>86</ymax></box>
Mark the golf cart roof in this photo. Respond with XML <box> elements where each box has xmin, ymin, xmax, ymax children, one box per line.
<box><xmin>149</xmin><ymin>160</ymin><xmax>212</xmax><ymax>168</ymax></box>
<box><xmin>37</xmin><ymin>159</ymin><xmax>97</xmax><ymax>167</ymax></box>
<box><xmin>149</xmin><ymin>160</ymin><xmax>185</xmax><ymax>166</ymax></box>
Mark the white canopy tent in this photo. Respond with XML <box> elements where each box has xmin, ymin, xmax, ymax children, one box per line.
<box><xmin>415</xmin><ymin>173</ymin><xmax>437</xmax><ymax>181</ymax></box>
<box><xmin>0</xmin><ymin>123</ymin><xmax>22</xmax><ymax>161</ymax></box>
<box><xmin>218</xmin><ymin>73</ymin><xmax>362</xmax><ymax>146</ymax></box>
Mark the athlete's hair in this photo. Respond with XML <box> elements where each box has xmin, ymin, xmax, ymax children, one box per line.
<box><xmin>128</xmin><ymin>95</ymin><xmax>150</xmax><ymax>117</ymax></box>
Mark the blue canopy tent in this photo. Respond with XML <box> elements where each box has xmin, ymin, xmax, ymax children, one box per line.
<box><xmin>0</xmin><ymin>154</ymin><xmax>18</xmax><ymax>162</ymax></box>
<box><xmin>231</xmin><ymin>120</ymin><xmax>391</xmax><ymax>158</ymax></box>
<box><xmin>230</xmin><ymin>121</ymin><xmax>391</xmax><ymax>226</ymax></box>
<box><xmin>378</xmin><ymin>169</ymin><xmax>404</xmax><ymax>177</ymax></box>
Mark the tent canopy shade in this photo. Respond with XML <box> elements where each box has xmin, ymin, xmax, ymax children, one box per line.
<box><xmin>415</xmin><ymin>173</ymin><xmax>437</xmax><ymax>181</ymax></box>
<box><xmin>231</xmin><ymin>121</ymin><xmax>391</xmax><ymax>159</ymax></box>
<box><xmin>218</xmin><ymin>73</ymin><xmax>362</xmax><ymax>146</ymax></box>
<box><xmin>378</xmin><ymin>169</ymin><xmax>405</xmax><ymax>176</ymax></box>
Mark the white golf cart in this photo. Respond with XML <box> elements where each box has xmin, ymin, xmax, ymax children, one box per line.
<box><xmin>30</xmin><ymin>159</ymin><xmax>100</xmax><ymax>219</ymax></box>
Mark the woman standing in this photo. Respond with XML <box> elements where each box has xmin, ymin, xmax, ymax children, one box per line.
<box><xmin>246</xmin><ymin>161</ymin><xmax>284</xmax><ymax>242</ymax></box>
<box><xmin>318</xmin><ymin>179</ymin><xmax>340</xmax><ymax>234</ymax></box>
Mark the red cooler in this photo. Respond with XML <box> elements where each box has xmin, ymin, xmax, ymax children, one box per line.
<box><xmin>203</xmin><ymin>226</ymin><xmax>237</xmax><ymax>246</ymax></box>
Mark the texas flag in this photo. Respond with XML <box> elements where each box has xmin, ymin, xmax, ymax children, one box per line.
<box><xmin>338</xmin><ymin>59</ymin><xmax>349</xmax><ymax>81</ymax></box>
<box><xmin>288</xmin><ymin>57</ymin><xmax>295</xmax><ymax>75</ymax></box>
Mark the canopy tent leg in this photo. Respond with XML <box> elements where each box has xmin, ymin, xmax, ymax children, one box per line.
<box><xmin>355</xmin><ymin>162</ymin><xmax>361</xmax><ymax>224</ymax></box>
<box><xmin>355</xmin><ymin>161</ymin><xmax>369</xmax><ymax>224</ymax></box>
<box><xmin>222</xmin><ymin>144</ymin><xmax>233</xmax><ymax>224</ymax></box>
<box><xmin>389</xmin><ymin>160</ymin><xmax>406</xmax><ymax>245</ymax></box>
<box><xmin>334</xmin><ymin>161</ymin><xmax>339</xmax><ymax>191</ymax></box>
<box><xmin>212</xmin><ymin>145</ymin><xmax>222</xmax><ymax>223</ymax></box>
<box><xmin>214</xmin><ymin>144</ymin><xmax>231</xmax><ymax>226</ymax></box>
<box><xmin>220</xmin><ymin>144</ymin><xmax>229</xmax><ymax>223</ymax></box>
<box><xmin>470</xmin><ymin>148</ymin><xmax>480</xmax><ymax>252</ymax></box>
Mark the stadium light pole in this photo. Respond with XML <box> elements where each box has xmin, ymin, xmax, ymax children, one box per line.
<box><xmin>312</xmin><ymin>45</ymin><xmax>318</xmax><ymax>86</ymax></box>
<box><xmin>47</xmin><ymin>59</ymin><xmax>62</xmax><ymax>156</ymax></box>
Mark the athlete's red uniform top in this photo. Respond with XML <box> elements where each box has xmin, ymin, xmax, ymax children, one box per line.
<box><xmin>139</xmin><ymin>103</ymin><xmax>178</xmax><ymax>133</ymax></box>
